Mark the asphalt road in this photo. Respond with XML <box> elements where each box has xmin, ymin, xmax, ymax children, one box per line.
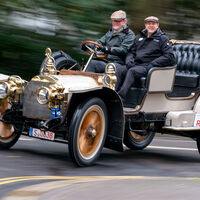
<box><xmin>0</xmin><ymin>134</ymin><xmax>200</xmax><ymax>199</ymax></box>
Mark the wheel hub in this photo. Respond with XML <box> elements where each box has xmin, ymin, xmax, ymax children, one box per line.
<box><xmin>86</xmin><ymin>125</ymin><xmax>97</xmax><ymax>138</ymax></box>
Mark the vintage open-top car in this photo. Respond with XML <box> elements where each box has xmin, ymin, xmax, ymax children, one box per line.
<box><xmin>0</xmin><ymin>40</ymin><xmax>200</xmax><ymax>166</ymax></box>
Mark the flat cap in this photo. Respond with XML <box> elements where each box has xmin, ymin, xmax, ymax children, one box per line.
<box><xmin>144</xmin><ymin>16</ymin><xmax>159</xmax><ymax>23</ymax></box>
<box><xmin>110</xmin><ymin>10</ymin><xmax>126</xmax><ymax>21</ymax></box>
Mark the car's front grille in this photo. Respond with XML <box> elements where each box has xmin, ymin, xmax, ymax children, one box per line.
<box><xmin>23</xmin><ymin>81</ymin><xmax>51</xmax><ymax>120</ymax></box>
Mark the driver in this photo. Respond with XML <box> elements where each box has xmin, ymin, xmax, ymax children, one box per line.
<box><xmin>82</xmin><ymin>10</ymin><xmax>135</xmax><ymax>90</ymax></box>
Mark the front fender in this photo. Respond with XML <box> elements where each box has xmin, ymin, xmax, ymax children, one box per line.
<box><xmin>65</xmin><ymin>87</ymin><xmax>125</xmax><ymax>152</ymax></box>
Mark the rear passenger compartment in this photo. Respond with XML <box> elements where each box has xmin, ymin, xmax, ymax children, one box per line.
<box><xmin>167</xmin><ymin>41</ymin><xmax>200</xmax><ymax>97</ymax></box>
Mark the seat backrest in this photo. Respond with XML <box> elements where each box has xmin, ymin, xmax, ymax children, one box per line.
<box><xmin>146</xmin><ymin>66</ymin><xmax>176</xmax><ymax>93</ymax></box>
<box><xmin>171</xmin><ymin>40</ymin><xmax>200</xmax><ymax>74</ymax></box>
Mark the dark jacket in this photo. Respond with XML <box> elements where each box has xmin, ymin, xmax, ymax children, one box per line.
<box><xmin>126</xmin><ymin>28</ymin><xmax>176</xmax><ymax>70</ymax></box>
<box><xmin>97</xmin><ymin>26</ymin><xmax>135</xmax><ymax>65</ymax></box>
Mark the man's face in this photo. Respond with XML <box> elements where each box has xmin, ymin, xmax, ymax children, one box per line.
<box><xmin>112</xmin><ymin>19</ymin><xmax>127</xmax><ymax>31</ymax></box>
<box><xmin>145</xmin><ymin>21</ymin><xmax>159</xmax><ymax>35</ymax></box>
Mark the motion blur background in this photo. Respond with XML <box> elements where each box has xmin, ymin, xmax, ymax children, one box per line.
<box><xmin>0</xmin><ymin>0</ymin><xmax>199</xmax><ymax>80</ymax></box>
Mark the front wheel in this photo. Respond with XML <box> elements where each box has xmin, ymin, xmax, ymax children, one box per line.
<box><xmin>124</xmin><ymin>125</ymin><xmax>155</xmax><ymax>150</ymax></box>
<box><xmin>0</xmin><ymin>100</ymin><xmax>20</xmax><ymax>149</ymax></box>
<box><xmin>0</xmin><ymin>120</ymin><xmax>20</xmax><ymax>150</ymax></box>
<box><xmin>68</xmin><ymin>98</ymin><xmax>108</xmax><ymax>166</ymax></box>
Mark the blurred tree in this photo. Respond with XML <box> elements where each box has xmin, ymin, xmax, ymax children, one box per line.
<box><xmin>0</xmin><ymin>0</ymin><xmax>199</xmax><ymax>79</ymax></box>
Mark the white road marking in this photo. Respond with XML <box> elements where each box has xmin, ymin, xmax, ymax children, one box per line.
<box><xmin>19</xmin><ymin>137</ymin><xmax>33</xmax><ymax>141</ymax></box>
<box><xmin>153</xmin><ymin>138</ymin><xmax>195</xmax><ymax>143</ymax></box>
<box><xmin>148</xmin><ymin>145</ymin><xmax>197</xmax><ymax>151</ymax></box>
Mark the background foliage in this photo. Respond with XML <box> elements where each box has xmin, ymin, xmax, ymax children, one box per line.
<box><xmin>0</xmin><ymin>0</ymin><xmax>199</xmax><ymax>80</ymax></box>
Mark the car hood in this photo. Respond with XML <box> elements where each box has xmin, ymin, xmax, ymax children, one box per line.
<box><xmin>31</xmin><ymin>74</ymin><xmax>103</xmax><ymax>93</ymax></box>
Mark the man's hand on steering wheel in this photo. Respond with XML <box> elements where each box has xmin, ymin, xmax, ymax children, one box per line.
<box><xmin>98</xmin><ymin>46</ymin><xmax>111</xmax><ymax>54</ymax></box>
<box><xmin>81</xmin><ymin>41</ymin><xmax>108</xmax><ymax>59</ymax></box>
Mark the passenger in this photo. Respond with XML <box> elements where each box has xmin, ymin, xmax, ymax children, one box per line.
<box><xmin>117</xmin><ymin>16</ymin><xmax>176</xmax><ymax>101</ymax></box>
<box><xmin>82</xmin><ymin>10</ymin><xmax>135</xmax><ymax>90</ymax></box>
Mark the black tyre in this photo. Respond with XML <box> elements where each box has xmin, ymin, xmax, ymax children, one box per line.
<box><xmin>0</xmin><ymin>122</ymin><xmax>20</xmax><ymax>149</ymax></box>
<box><xmin>68</xmin><ymin>97</ymin><xmax>108</xmax><ymax>166</ymax></box>
<box><xmin>197</xmin><ymin>137</ymin><xmax>200</xmax><ymax>154</ymax></box>
<box><xmin>40</xmin><ymin>51</ymin><xmax>81</xmax><ymax>74</ymax></box>
<box><xmin>124</xmin><ymin>126</ymin><xmax>155</xmax><ymax>150</ymax></box>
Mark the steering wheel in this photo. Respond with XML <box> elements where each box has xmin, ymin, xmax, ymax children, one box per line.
<box><xmin>82</xmin><ymin>41</ymin><xmax>108</xmax><ymax>59</ymax></box>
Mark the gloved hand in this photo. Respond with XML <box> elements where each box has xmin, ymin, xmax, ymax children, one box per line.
<box><xmin>81</xmin><ymin>44</ymin><xmax>87</xmax><ymax>51</ymax></box>
<box><xmin>126</xmin><ymin>61</ymin><xmax>135</xmax><ymax>69</ymax></box>
<box><xmin>99</xmin><ymin>46</ymin><xmax>111</xmax><ymax>54</ymax></box>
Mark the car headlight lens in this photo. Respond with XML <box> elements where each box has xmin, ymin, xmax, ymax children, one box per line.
<box><xmin>0</xmin><ymin>83</ymin><xmax>8</xmax><ymax>98</ymax></box>
<box><xmin>102</xmin><ymin>74</ymin><xmax>111</xmax><ymax>86</ymax></box>
<box><xmin>37</xmin><ymin>87</ymin><xmax>49</xmax><ymax>104</ymax></box>
<box><xmin>36</xmin><ymin>83</ymin><xmax>64</xmax><ymax>106</ymax></box>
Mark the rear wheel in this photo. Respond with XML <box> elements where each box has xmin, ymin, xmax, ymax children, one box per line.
<box><xmin>68</xmin><ymin>98</ymin><xmax>108</xmax><ymax>166</ymax></box>
<box><xmin>124</xmin><ymin>124</ymin><xmax>155</xmax><ymax>150</ymax></box>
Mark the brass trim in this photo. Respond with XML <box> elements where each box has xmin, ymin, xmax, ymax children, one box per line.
<box><xmin>32</xmin><ymin>75</ymin><xmax>58</xmax><ymax>83</ymax></box>
<box><xmin>165</xmin><ymin>92</ymin><xmax>197</xmax><ymax>101</ymax></box>
<box><xmin>0</xmin><ymin>75</ymin><xmax>25</xmax><ymax>101</ymax></box>
<box><xmin>105</xmin><ymin>63</ymin><xmax>117</xmax><ymax>90</ymax></box>
<box><xmin>36</xmin><ymin>82</ymin><xmax>64</xmax><ymax>108</ymax></box>
<box><xmin>123</xmin><ymin>105</ymin><xmax>141</xmax><ymax>115</ymax></box>
<box><xmin>170</xmin><ymin>39</ymin><xmax>200</xmax><ymax>45</ymax></box>
<box><xmin>40</xmin><ymin>48</ymin><xmax>58</xmax><ymax>75</ymax></box>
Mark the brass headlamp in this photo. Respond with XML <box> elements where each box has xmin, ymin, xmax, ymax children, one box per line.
<box><xmin>0</xmin><ymin>75</ymin><xmax>25</xmax><ymax>101</ymax></box>
<box><xmin>36</xmin><ymin>83</ymin><xmax>64</xmax><ymax>107</ymax></box>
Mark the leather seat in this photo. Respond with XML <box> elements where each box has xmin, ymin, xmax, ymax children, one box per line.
<box><xmin>172</xmin><ymin>43</ymin><xmax>200</xmax><ymax>88</ymax></box>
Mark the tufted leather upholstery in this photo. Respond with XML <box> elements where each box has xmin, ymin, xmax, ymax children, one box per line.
<box><xmin>172</xmin><ymin>42</ymin><xmax>200</xmax><ymax>88</ymax></box>
<box><xmin>172</xmin><ymin>43</ymin><xmax>200</xmax><ymax>74</ymax></box>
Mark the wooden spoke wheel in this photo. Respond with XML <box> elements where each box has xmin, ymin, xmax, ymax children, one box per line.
<box><xmin>124</xmin><ymin>126</ymin><xmax>155</xmax><ymax>150</ymax></box>
<box><xmin>0</xmin><ymin>122</ymin><xmax>14</xmax><ymax>139</ymax></box>
<box><xmin>0</xmin><ymin>100</ymin><xmax>20</xmax><ymax>149</ymax></box>
<box><xmin>68</xmin><ymin>97</ymin><xmax>108</xmax><ymax>166</ymax></box>
<box><xmin>129</xmin><ymin>131</ymin><xmax>150</xmax><ymax>143</ymax></box>
<box><xmin>82</xmin><ymin>41</ymin><xmax>108</xmax><ymax>59</ymax></box>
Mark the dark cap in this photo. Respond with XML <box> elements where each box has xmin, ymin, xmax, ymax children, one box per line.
<box><xmin>144</xmin><ymin>16</ymin><xmax>159</xmax><ymax>23</ymax></box>
<box><xmin>110</xmin><ymin>10</ymin><xmax>127</xmax><ymax>21</ymax></box>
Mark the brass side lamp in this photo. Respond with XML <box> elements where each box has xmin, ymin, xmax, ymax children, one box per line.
<box><xmin>105</xmin><ymin>63</ymin><xmax>117</xmax><ymax>90</ymax></box>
